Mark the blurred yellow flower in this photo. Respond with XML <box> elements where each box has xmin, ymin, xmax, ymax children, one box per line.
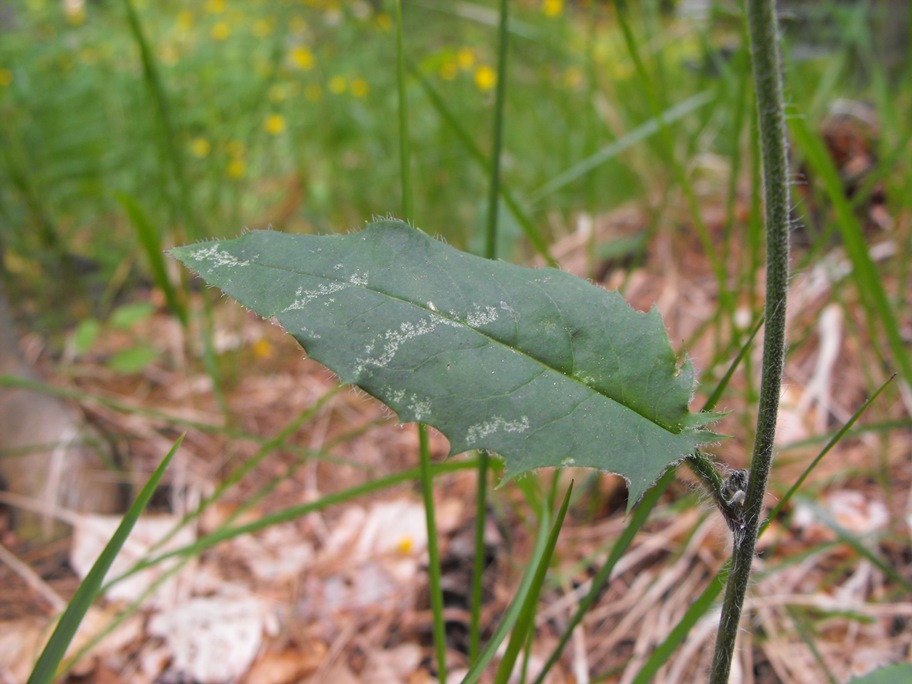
<box><xmin>206</xmin><ymin>0</ymin><xmax>225</xmax><ymax>14</ymax></box>
<box><xmin>176</xmin><ymin>10</ymin><xmax>193</xmax><ymax>31</ymax></box>
<box><xmin>474</xmin><ymin>65</ymin><xmax>496</xmax><ymax>91</ymax></box>
<box><xmin>396</xmin><ymin>536</ymin><xmax>413</xmax><ymax>555</ymax></box>
<box><xmin>211</xmin><ymin>22</ymin><xmax>230</xmax><ymax>41</ymax></box>
<box><xmin>350</xmin><ymin>78</ymin><xmax>369</xmax><ymax>98</ymax></box>
<box><xmin>264</xmin><ymin>114</ymin><xmax>286</xmax><ymax>136</ymax></box>
<box><xmin>64</xmin><ymin>5</ymin><xmax>85</xmax><ymax>25</ymax></box>
<box><xmin>253</xmin><ymin>19</ymin><xmax>273</xmax><ymax>38</ymax></box>
<box><xmin>252</xmin><ymin>338</ymin><xmax>273</xmax><ymax>359</ymax></box>
<box><xmin>543</xmin><ymin>0</ymin><xmax>563</xmax><ymax>17</ymax></box>
<box><xmin>190</xmin><ymin>137</ymin><xmax>211</xmax><ymax>158</ymax></box>
<box><xmin>304</xmin><ymin>83</ymin><xmax>323</xmax><ymax>102</ymax></box>
<box><xmin>439</xmin><ymin>60</ymin><xmax>458</xmax><ymax>81</ymax></box>
<box><xmin>328</xmin><ymin>75</ymin><xmax>347</xmax><ymax>94</ymax></box>
<box><xmin>0</xmin><ymin>68</ymin><xmax>12</xmax><ymax>87</ymax></box>
<box><xmin>374</xmin><ymin>13</ymin><xmax>392</xmax><ymax>32</ymax></box>
<box><xmin>457</xmin><ymin>47</ymin><xmax>475</xmax><ymax>71</ymax></box>
<box><xmin>227</xmin><ymin>158</ymin><xmax>246</xmax><ymax>179</ymax></box>
<box><xmin>290</xmin><ymin>46</ymin><xmax>314</xmax><ymax>70</ymax></box>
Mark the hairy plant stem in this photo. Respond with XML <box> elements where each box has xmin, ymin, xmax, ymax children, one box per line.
<box><xmin>710</xmin><ymin>1</ymin><xmax>792</xmax><ymax>681</ymax></box>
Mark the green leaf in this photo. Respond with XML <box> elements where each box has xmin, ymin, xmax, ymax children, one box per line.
<box><xmin>171</xmin><ymin>220</ymin><xmax>718</xmax><ymax>505</ymax></box>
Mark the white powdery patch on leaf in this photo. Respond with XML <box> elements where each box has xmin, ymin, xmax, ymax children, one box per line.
<box><xmin>354</xmin><ymin>315</ymin><xmax>460</xmax><ymax>375</ymax></box>
<box><xmin>466</xmin><ymin>415</ymin><xmax>530</xmax><ymax>445</ymax></box>
<box><xmin>465</xmin><ymin>304</ymin><xmax>499</xmax><ymax>327</ymax></box>
<box><xmin>283</xmin><ymin>281</ymin><xmax>350</xmax><ymax>312</ymax></box>
<box><xmin>191</xmin><ymin>244</ymin><xmax>250</xmax><ymax>268</ymax></box>
<box><xmin>407</xmin><ymin>393</ymin><xmax>432</xmax><ymax>421</ymax></box>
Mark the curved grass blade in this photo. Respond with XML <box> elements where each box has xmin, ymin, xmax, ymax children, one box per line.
<box><xmin>493</xmin><ymin>482</ymin><xmax>573</xmax><ymax>684</ymax></box>
<box><xmin>27</xmin><ymin>436</ymin><xmax>182</xmax><ymax>684</ymax></box>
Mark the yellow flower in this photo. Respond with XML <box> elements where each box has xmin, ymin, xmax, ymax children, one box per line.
<box><xmin>252</xmin><ymin>338</ymin><xmax>273</xmax><ymax>359</ymax></box>
<box><xmin>396</xmin><ymin>536</ymin><xmax>413</xmax><ymax>555</ymax></box>
<box><xmin>253</xmin><ymin>19</ymin><xmax>273</xmax><ymax>38</ymax></box>
<box><xmin>211</xmin><ymin>22</ymin><xmax>230</xmax><ymax>41</ymax></box>
<box><xmin>374</xmin><ymin>13</ymin><xmax>392</xmax><ymax>32</ymax></box>
<box><xmin>177</xmin><ymin>10</ymin><xmax>193</xmax><ymax>31</ymax></box>
<box><xmin>264</xmin><ymin>114</ymin><xmax>286</xmax><ymax>136</ymax></box>
<box><xmin>64</xmin><ymin>3</ymin><xmax>85</xmax><ymax>25</ymax></box>
<box><xmin>0</xmin><ymin>68</ymin><xmax>12</xmax><ymax>87</ymax></box>
<box><xmin>328</xmin><ymin>75</ymin><xmax>347</xmax><ymax>94</ymax></box>
<box><xmin>457</xmin><ymin>47</ymin><xmax>475</xmax><ymax>70</ymax></box>
<box><xmin>474</xmin><ymin>65</ymin><xmax>496</xmax><ymax>91</ymax></box>
<box><xmin>439</xmin><ymin>60</ymin><xmax>458</xmax><ymax>81</ymax></box>
<box><xmin>350</xmin><ymin>78</ymin><xmax>368</xmax><ymax>98</ymax></box>
<box><xmin>190</xmin><ymin>137</ymin><xmax>211</xmax><ymax>158</ymax></box>
<box><xmin>543</xmin><ymin>0</ymin><xmax>563</xmax><ymax>17</ymax></box>
<box><xmin>206</xmin><ymin>0</ymin><xmax>225</xmax><ymax>14</ymax></box>
<box><xmin>290</xmin><ymin>46</ymin><xmax>314</xmax><ymax>70</ymax></box>
<box><xmin>227</xmin><ymin>158</ymin><xmax>246</xmax><ymax>179</ymax></box>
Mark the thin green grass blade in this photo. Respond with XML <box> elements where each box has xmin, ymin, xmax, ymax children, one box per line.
<box><xmin>471</xmin><ymin>0</ymin><xmax>510</xmax><ymax>664</ymax></box>
<box><xmin>116</xmin><ymin>192</ymin><xmax>187</xmax><ymax>326</ymax></box>
<box><xmin>407</xmin><ymin>61</ymin><xmax>556</xmax><ymax>266</ymax></box>
<box><xmin>789</xmin><ymin>117</ymin><xmax>912</xmax><ymax>389</ymax></box>
<box><xmin>527</xmin><ymin>90</ymin><xmax>714</xmax><ymax>203</ymax></box>
<box><xmin>532</xmin><ymin>469</ymin><xmax>672</xmax><ymax>684</ymax></box>
<box><xmin>493</xmin><ymin>482</ymin><xmax>573</xmax><ymax>684</ymax></box>
<box><xmin>763</xmin><ymin>375</ymin><xmax>895</xmax><ymax>533</ymax></box>
<box><xmin>103</xmin><ymin>457</ymin><xmax>478</xmax><ymax>600</ymax></box>
<box><xmin>395</xmin><ymin>3</ymin><xmax>446</xmax><ymax>678</ymax></box>
<box><xmin>27</xmin><ymin>436</ymin><xmax>182</xmax><ymax>684</ymax></box>
<box><xmin>461</xmin><ymin>488</ymin><xmax>554</xmax><ymax>684</ymax></box>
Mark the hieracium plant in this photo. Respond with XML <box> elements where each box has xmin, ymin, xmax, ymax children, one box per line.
<box><xmin>169</xmin><ymin>1</ymin><xmax>785</xmax><ymax>682</ymax></box>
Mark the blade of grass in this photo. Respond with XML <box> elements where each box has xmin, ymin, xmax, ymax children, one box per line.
<box><xmin>789</xmin><ymin>117</ymin><xmax>912</xmax><ymax>390</ymax></box>
<box><xmin>408</xmin><ymin>60</ymin><xmax>556</xmax><ymax>266</ymax></box>
<box><xmin>470</xmin><ymin>0</ymin><xmax>510</xmax><ymax>663</ymax></box>
<box><xmin>27</xmin><ymin>436</ymin><xmax>182</xmax><ymax>684</ymax></box>
<box><xmin>461</xmin><ymin>483</ymin><xmax>555</xmax><ymax>684</ymax></box>
<box><xmin>395</xmin><ymin>3</ymin><xmax>446</xmax><ymax>678</ymax></box>
<box><xmin>493</xmin><ymin>482</ymin><xmax>573</xmax><ymax>684</ymax></box>
<box><xmin>116</xmin><ymin>192</ymin><xmax>188</xmax><ymax>326</ymax></box>
<box><xmin>527</xmin><ymin>90</ymin><xmax>714</xmax><ymax>203</ymax></box>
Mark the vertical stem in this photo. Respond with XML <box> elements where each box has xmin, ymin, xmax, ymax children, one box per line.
<box><xmin>395</xmin><ymin>2</ymin><xmax>446</xmax><ymax>680</ymax></box>
<box><xmin>472</xmin><ymin>0</ymin><xmax>509</xmax><ymax>661</ymax></box>
<box><xmin>710</xmin><ymin>1</ymin><xmax>792</xmax><ymax>681</ymax></box>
